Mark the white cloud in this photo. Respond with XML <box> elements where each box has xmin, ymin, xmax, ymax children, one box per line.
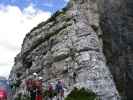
<box><xmin>0</xmin><ymin>4</ymin><xmax>51</xmax><ymax>78</ymax></box>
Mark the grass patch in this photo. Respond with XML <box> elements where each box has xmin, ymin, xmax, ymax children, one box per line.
<box><xmin>65</xmin><ymin>87</ymin><xmax>99</xmax><ymax>100</ymax></box>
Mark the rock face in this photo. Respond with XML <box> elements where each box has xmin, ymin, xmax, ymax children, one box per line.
<box><xmin>9</xmin><ymin>0</ymin><xmax>123</xmax><ymax>99</ymax></box>
<box><xmin>98</xmin><ymin>0</ymin><xmax>133</xmax><ymax>99</ymax></box>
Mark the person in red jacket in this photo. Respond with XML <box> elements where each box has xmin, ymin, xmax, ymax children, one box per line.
<box><xmin>35</xmin><ymin>77</ymin><xmax>43</xmax><ymax>100</ymax></box>
<box><xmin>0</xmin><ymin>89</ymin><xmax>7</xmax><ymax>100</ymax></box>
<box><xmin>26</xmin><ymin>73</ymin><xmax>43</xmax><ymax>100</ymax></box>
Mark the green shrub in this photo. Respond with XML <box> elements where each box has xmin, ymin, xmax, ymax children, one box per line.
<box><xmin>65</xmin><ymin>87</ymin><xmax>99</xmax><ymax>100</ymax></box>
<box><xmin>43</xmin><ymin>90</ymin><xmax>57</xmax><ymax>98</ymax></box>
<box><xmin>14</xmin><ymin>94</ymin><xmax>30</xmax><ymax>100</ymax></box>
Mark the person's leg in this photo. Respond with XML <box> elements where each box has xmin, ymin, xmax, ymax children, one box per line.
<box><xmin>39</xmin><ymin>92</ymin><xmax>43</xmax><ymax>100</ymax></box>
<box><xmin>59</xmin><ymin>92</ymin><xmax>62</xmax><ymax>100</ymax></box>
<box><xmin>61</xmin><ymin>91</ymin><xmax>64</xmax><ymax>100</ymax></box>
<box><xmin>31</xmin><ymin>91</ymin><xmax>36</xmax><ymax>100</ymax></box>
<box><xmin>50</xmin><ymin>92</ymin><xmax>52</xmax><ymax>100</ymax></box>
<box><xmin>35</xmin><ymin>93</ymin><xmax>37</xmax><ymax>100</ymax></box>
<box><xmin>57</xmin><ymin>93</ymin><xmax>59</xmax><ymax>100</ymax></box>
<box><xmin>30</xmin><ymin>93</ymin><xmax>34</xmax><ymax>100</ymax></box>
<box><xmin>61</xmin><ymin>94</ymin><xmax>63</xmax><ymax>100</ymax></box>
<box><xmin>35</xmin><ymin>95</ymin><xmax>37</xmax><ymax>100</ymax></box>
<box><xmin>50</xmin><ymin>97</ymin><xmax>52</xmax><ymax>100</ymax></box>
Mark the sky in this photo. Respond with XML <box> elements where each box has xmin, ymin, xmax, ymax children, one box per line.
<box><xmin>0</xmin><ymin>0</ymin><xmax>69</xmax><ymax>78</ymax></box>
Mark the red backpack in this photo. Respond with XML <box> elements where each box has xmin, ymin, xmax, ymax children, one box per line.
<box><xmin>48</xmin><ymin>84</ymin><xmax>53</xmax><ymax>92</ymax></box>
<box><xmin>26</xmin><ymin>80</ymin><xmax>32</xmax><ymax>90</ymax></box>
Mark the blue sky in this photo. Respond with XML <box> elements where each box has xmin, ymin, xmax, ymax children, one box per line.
<box><xmin>0</xmin><ymin>0</ymin><xmax>69</xmax><ymax>78</ymax></box>
<box><xmin>0</xmin><ymin>0</ymin><xmax>68</xmax><ymax>13</ymax></box>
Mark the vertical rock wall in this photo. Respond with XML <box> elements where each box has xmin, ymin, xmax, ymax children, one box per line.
<box><xmin>98</xmin><ymin>0</ymin><xmax>133</xmax><ymax>99</ymax></box>
<box><xmin>9</xmin><ymin>0</ymin><xmax>121</xmax><ymax>100</ymax></box>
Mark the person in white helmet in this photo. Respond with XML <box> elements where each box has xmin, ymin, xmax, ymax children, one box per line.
<box><xmin>29</xmin><ymin>72</ymin><xmax>38</xmax><ymax>100</ymax></box>
<box><xmin>38</xmin><ymin>77</ymin><xmax>42</xmax><ymax>80</ymax></box>
<box><xmin>35</xmin><ymin>76</ymin><xmax>43</xmax><ymax>100</ymax></box>
<box><xmin>33</xmin><ymin>73</ymin><xmax>38</xmax><ymax>79</ymax></box>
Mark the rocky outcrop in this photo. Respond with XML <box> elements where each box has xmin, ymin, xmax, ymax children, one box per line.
<box><xmin>98</xmin><ymin>0</ymin><xmax>133</xmax><ymax>99</ymax></box>
<box><xmin>9</xmin><ymin>0</ymin><xmax>122</xmax><ymax>100</ymax></box>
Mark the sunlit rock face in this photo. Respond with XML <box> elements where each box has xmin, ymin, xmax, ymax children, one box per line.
<box><xmin>9</xmin><ymin>0</ymin><xmax>121</xmax><ymax>100</ymax></box>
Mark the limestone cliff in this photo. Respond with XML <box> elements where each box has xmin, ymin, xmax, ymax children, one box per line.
<box><xmin>9</xmin><ymin>0</ymin><xmax>123</xmax><ymax>100</ymax></box>
<box><xmin>98</xmin><ymin>0</ymin><xmax>133</xmax><ymax>99</ymax></box>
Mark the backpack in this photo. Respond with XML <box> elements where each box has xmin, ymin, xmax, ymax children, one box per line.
<box><xmin>26</xmin><ymin>80</ymin><xmax>32</xmax><ymax>90</ymax></box>
<box><xmin>48</xmin><ymin>84</ymin><xmax>53</xmax><ymax>92</ymax></box>
<box><xmin>56</xmin><ymin>83</ymin><xmax>63</xmax><ymax>93</ymax></box>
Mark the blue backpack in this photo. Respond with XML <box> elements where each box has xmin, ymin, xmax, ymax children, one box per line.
<box><xmin>56</xmin><ymin>83</ymin><xmax>63</xmax><ymax>93</ymax></box>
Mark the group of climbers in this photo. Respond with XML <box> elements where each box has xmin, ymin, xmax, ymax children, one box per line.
<box><xmin>25</xmin><ymin>73</ymin><xmax>65</xmax><ymax>100</ymax></box>
<box><xmin>9</xmin><ymin>73</ymin><xmax>43</xmax><ymax>100</ymax></box>
<box><xmin>46</xmin><ymin>80</ymin><xmax>64</xmax><ymax>100</ymax></box>
<box><xmin>9</xmin><ymin>71</ymin><xmax>78</xmax><ymax>100</ymax></box>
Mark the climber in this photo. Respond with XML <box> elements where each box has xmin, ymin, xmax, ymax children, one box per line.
<box><xmin>10</xmin><ymin>79</ymin><xmax>18</xmax><ymax>94</ymax></box>
<box><xmin>55</xmin><ymin>80</ymin><xmax>64</xmax><ymax>100</ymax></box>
<box><xmin>26</xmin><ymin>73</ymin><xmax>38</xmax><ymax>100</ymax></box>
<box><xmin>60</xmin><ymin>80</ymin><xmax>64</xmax><ymax>100</ymax></box>
<box><xmin>25</xmin><ymin>79</ymin><xmax>32</xmax><ymax>98</ymax></box>
<box><xmin>15</xmin><ymin>78</ymin><xmax>21</xmax><ymax>88</ymax></box>
<box><xmin>33</xmin><ymin>73</ymin><xmax>38</xmax><ymax>80</ymax></box>
<box><xmin>73</xmin><ymin>71</ymin><xmax>77</xmax><ymax>84</ymax></box>
<box><xmin>26</xmin><ymin>79</ymin><xmax>35</xmax><ymax>100</ymax></box>
<box><xmin>19</xmin><ymin>79</ymin><xmax>27</xmax><ymax>100</ymax></box>
<box><xmin>30</xmin><ymin>85</ymin><xmax>36</xmax><ymax>100</ymax></box>
<box><xmin>35</xmin><ymin>76</ymin><xmax>43</xmax><ymax>100</ymax></box>
<box><xmin>48</xmin><ymin>83</ymin><xmax>54</xmax><ymax>100</ymax></box>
